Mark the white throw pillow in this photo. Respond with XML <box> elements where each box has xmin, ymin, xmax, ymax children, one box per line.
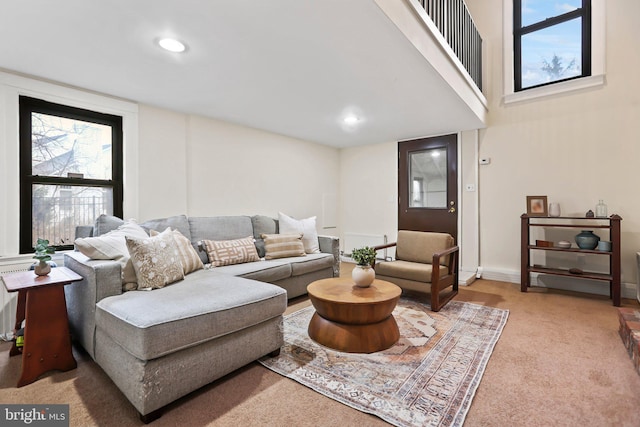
<box><xmin>278</xmin><ymin>212</ymin><xmax>320</xmax><ymax>254</ymax></box>
<box><xmin>75</xmin><ymin>220</ymin><xmax>148</xmax><ymax>286</ymax></box>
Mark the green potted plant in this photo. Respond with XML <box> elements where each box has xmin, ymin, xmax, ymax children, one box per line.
<box><xmin>33</xmin><ymin>238</ymin><xmax>55</xmax><ymax>276</ymax></box>
<box><xmin>351</xmin><ymin>246</ymin><xmax>377</xmax><ymax>287</ymax></box>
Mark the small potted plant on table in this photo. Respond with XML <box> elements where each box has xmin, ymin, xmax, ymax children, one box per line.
<box><xmin>33</xmin><ymin>238</ymin><xmax>55</xmax><ymax>276</ymax></box>
<box><xmin>351</xmin><ymin>246</ymin><xmax>377</xmax><ymax>288</ymax></box>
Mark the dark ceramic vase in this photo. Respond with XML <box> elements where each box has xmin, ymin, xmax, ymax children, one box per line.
<box><xmin>575</xmin><ymin>230</ymin><xmax>600</xmax><ymax>250</ymax></box>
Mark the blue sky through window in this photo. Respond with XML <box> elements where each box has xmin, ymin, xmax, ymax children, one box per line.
<box><xmin>521</xmin><ymin>0</ymin><xmax>581</xmax><ymax>26</ymax></box>
<box><xmin>519</xmin><ymin>1</ymin><xmax>583</xmax><ymax>88</ymax></box>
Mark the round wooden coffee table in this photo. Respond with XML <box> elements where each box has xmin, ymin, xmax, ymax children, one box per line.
<box><xmin>306</xmin><ymin>277</ymin><xmax>401</xmax><ymax>353</ymax></box>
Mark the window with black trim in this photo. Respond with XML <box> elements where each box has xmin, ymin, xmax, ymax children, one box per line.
<box><xmin>19</xmin><ymin>96</ymin><xmax>123</xmax><ymax>253</ymax></box>
<box><xmin>514</xmin><ymin>0</ymin><xmax>591</xmax><ymax>91</ymax></box>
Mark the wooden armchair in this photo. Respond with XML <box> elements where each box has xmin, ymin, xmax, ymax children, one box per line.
<box><xmin>373</xmin><ymin>230</ymin><xmax>459</xmax><ymax>312</ymax></box>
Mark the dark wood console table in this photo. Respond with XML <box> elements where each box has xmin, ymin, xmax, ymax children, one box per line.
<box><xmin>1</xmin><ymin>266</ymin><xmax>82</xmax><ymax>387</ymax></box>
<box><xmin>521</xmin><ymin>214</ymin><xmax>622</xmax><ymax>306</ymax></box>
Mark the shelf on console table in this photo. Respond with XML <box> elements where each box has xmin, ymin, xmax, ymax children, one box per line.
<box><xmin>521</xmin><ymin>214</ymin><xmax>622</xmax><ymax>306</ymax></box>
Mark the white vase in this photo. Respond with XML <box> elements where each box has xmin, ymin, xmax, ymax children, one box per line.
<box><xmin>549</xmin><ymin>203</ymin><xmax>561</xmax><ymax>217</ymax></box>
<box><xmin>34</xmin><ymin>261</ymin><xmax>51</xmax><ymax>276</ymax></box>
<box><xmin>352</xmin><ymin>265</ymin><xmax>375</xmax><ymax>288</ymax></box>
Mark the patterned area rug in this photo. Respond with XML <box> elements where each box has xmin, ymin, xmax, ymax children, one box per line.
<box><xmin>259</xmin><ymin>299</ymin><xmax>509</xmax><ymax>427</ymax></box>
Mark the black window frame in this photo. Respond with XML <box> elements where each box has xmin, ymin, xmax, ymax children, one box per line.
<box><xmin>514</xmin><ymin>0</ymin><xmax>592</xmax><ymax>92</ymax></box>
<box><xmin>19</xmin><ymin>96</ymin><xmax>123</xmax><ymax>253</ymax></box>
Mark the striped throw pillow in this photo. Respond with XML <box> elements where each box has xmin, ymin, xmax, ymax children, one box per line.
<box><xmin>261</xmin><ymin>233</ymin><xmax>306</xmax><ymax>260</ymax></box>
<box><xmin>203</xmin><ymin>236</ymin><xmax>260</xmax><ymax>267</ymax></box>
<box><xmin>150</xmin><ymin>228</ymin><xmax>204</xmax><ymax>275</ymax></box>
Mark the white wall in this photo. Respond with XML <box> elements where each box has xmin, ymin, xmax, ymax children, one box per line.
<box><xmin>137</xmin><ymin>105</ymin><xmax>341</xmax><ymax>232</ymax></box>
<box><xmin>121</xmin><ymin>105</ymin><xmax>342</xmax><ymax>233</ymax></box>
<box><xmin>339</xmin><ymin>141</ymin><xmax>398</xmax><ymax>254</ymax></box>
<box><xmin>467</xmin><ymin>0</ymin><xmax>640</xmax><ymax>294</ymax></box>
<box><xmin>183</xmin><ymin>114</ymin><xmax>340</xmax><ymax>230</ymax></box>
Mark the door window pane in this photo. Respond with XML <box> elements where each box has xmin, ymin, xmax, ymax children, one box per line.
<box><xmin>409</xmin><ymin>148</ymin><xmax>447</xmax><ymax>208</ymax></box>
<box><xmin>31</xmin><ymin>112</ymin><xmax>113</xmax><ymax>180</ymax></box>
<box><xmin>520</xmin><ymin>18</ymin><xmax>582</xmax><ymax>89</ymax></box>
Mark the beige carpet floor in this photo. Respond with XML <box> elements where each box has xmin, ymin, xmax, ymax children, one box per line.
<box><xmin>1</xmin><ymin>268</ymin><xmax>640</xmax><ymax>426</ymax></box>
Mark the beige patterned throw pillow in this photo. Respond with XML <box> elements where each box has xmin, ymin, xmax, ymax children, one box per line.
<box><xmin>150</xmin><ymin>228</ymin><xmax>204</xmax><ymax>275</ymax></box>
<box><xmin>126</xmin><ymin>228</ymin><xmax>185</xmax><ymax>290</ymax></box>
<box><xmin>203</xmin><ymin>236</ymin><xmax>260</xmax><ymax>267</ymax></box>
<box><xmin>261</xmin><ymin>233</ymin><xmax>306</xmax><ymax>260</ymax></box>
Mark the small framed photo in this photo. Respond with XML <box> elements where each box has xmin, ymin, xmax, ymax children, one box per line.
<box><xmin>527</xmin><ymin>196</ymin><xmax>548</xmax><ymax>216</ymax></box>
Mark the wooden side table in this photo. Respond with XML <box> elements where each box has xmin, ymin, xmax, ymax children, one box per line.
<box><xmin>307</xmin><ymin>277</ymin><xmax>402</xmax><ymax>353</ymax></box>
<box><xmin>2</xmin><ymin>266</ymin><xmax>82</xmax><ymax>387</ymax></box>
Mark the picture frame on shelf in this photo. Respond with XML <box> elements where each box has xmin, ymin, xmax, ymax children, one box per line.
<box><xmin>526</xmin><ymin>195</ymin><xmax>548</xmax><ymax>216</ymax></box>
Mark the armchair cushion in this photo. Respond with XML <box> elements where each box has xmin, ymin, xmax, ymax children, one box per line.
<box><xmin>375</xmin><ymin>260</ymin><xmax>448</xmax><ymax>283</ymax></box>
<box><xmin>396</xmin><ymin>231</ymin><xmax>454</xmax><ymax>266</ymax></box>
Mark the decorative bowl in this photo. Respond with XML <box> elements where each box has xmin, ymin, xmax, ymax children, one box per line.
<box><xmin>557</xmin><ymin>241</ymin><xmax>571</xmax><ymax>249</ymax></box>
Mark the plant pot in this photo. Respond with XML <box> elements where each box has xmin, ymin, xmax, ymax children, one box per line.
<box><xmin>34</xmin><ymin>261</ymin><xmax>51</xmax><ymax>276</ymax></box>
<box><xmin>352</xmin><ymin>265</ymin><xmax>375</xmax><ymax>288</ymax></box>
<box><xmin>575</xmin><ymin>230</ymin><xmax>600</xmax><ymax>250</ymax></box>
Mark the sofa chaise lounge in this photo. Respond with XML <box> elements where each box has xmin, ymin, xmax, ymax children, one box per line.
<box><xmin>64</xmin><ymin>214</ymin><xmax>339</xmax><ymax>422</ymax></box>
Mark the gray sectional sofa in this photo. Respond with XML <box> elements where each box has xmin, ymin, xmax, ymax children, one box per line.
<box><xmin>63</xmin><ymin>214</ymin><xmax>339</xmax><ymax>422</ymax></box>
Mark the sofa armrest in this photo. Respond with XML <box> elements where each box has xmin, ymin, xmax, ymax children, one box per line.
<box><xmin>318</xmin><ymin>235</ymin><xmax>340</xmax><ymax>277</ymax></box>
<box><xmin>431</xmin><ymin>245</ymin><xmax>459</xmax><ymax>284</ymax></box>
<box><xmin>64</xmin><ymin>252</ymin><xmax>123</xmax><ymax>359</ymax></box>
<box><xmin>75</xmin><ymin>225</ymin><xmax>94</xmax><ymax>239</ymax></box>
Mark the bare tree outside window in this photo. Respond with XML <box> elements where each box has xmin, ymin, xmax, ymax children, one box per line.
<box><xmin>541</xmin><ymin>53</ymin><xmax>578</xmax><ymax>81</ymax></box>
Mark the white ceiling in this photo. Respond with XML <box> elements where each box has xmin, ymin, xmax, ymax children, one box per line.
<box><xmin>0</xmin><ymin>0</ymin><xmax>484</xmax><ymax>148</ymax></box>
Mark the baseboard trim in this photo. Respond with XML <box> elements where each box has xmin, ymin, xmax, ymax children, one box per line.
<box><xmin>458</xmin><ymin>269</ymin><xmax>477</xmax><ymax>286</ymax></box>
<box><xmin>478</xmin><ymin>267</ymin><xmax>637</xmax><ymax>300</ymax></box>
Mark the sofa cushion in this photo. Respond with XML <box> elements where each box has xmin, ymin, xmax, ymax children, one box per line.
<box><xmin>288</xmin><ymin>253</ymin><xmax>334</xmax><ymax>277</ymax></box>
<box><xmin>140</xmin><ymin>215</ymin><xmax>192</xmax><ymax>241</ymax></box>
<box><xmin>94</xmin><ymin>214</ymin><xmax>125</xmax><ymax>236</ymax></box>
<box><xmin>203</xmin><ymin>237</ymin><xmax>260</xmax><ymax>267</ymax></box>
<box><xmin>278</xmin><ymin>212</ymin><xmax>321</xmax><ymax>254</ymax></box>
<box><xmin>95</xmin><ymin>270</ymin><xmax>287</xmax><ymax>360</ymax></box>
<box><xmin>262</xmin><ymin>233</ymin><xmax>306</xmax><ymax>260</ymax></box>
<box><xmin>251</xmin><ymin>215</ymin><xmax>278</xmax><ymax>258</ymax></box>
<box><xmin>75</xmin><ymin>220</ymin><xmax>149</xmax><ymax>286</ymax></box>
<box><xmin>189</xmin><ymin>216</ymin><xmax>254</xmax><ymax>263</ymax></box>
<box><xmin>396</xmin><ymin>231</ymin><xmax>454</xmax><ymax>266</ymax></box>
<box><xmin>375</xmin><ymin>259</ymin><xmax>448</xmax><ymax>283</ymax></box>
<box><xmin>126</xmin><ymin>228</ymin><xmax>185</xmax><ymax>290</ymax></box>
<box><xmin>212</xmin><ymin>259</ymin><xmax>293</xmax><ymax>283</ymax></box>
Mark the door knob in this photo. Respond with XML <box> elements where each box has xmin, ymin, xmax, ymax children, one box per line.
<box><xmin>449</xmin><ymin>207</ymin><xmax>456</xmax><ymax>213</ymax></box>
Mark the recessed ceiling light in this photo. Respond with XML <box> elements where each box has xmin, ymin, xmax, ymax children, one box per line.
<box><xmin>158</xmin><ymin>38</ymin><xmax>186</xmax><ymax>53</ymax></box>
<box><xmin>343</xmin><ymin>115</ymin><xmax>360</xmax><ymax>125</ymax></box>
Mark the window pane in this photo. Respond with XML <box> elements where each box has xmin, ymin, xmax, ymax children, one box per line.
<box><xmin>409</xmin><ymin>148</ymin><xmax>447</xmax><ymax>208</ymax></box>
<box><xmin>521</xmin><ymin>0</ymin><xmax>582</xmax><ymax>27</ymax></box>
<box><xmin>31</xmin><ymin>113</ymin><xmax>112</xmax><ymax>180</ymax></box>
<box><xmin>520</xmin><ymin>18</ymin><xmax>582</xmax><ymax>89</ymax></box>
<box><xmin>31</xmin><ymin>184</ymin><xmax>113</xmax><ymax>248</ymax></box>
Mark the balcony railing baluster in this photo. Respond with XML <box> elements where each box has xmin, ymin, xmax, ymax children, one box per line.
<box><xmin>418</xmin><ymin>0</ymin><xmax>482</xmax><ymax>91</ymax></box>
